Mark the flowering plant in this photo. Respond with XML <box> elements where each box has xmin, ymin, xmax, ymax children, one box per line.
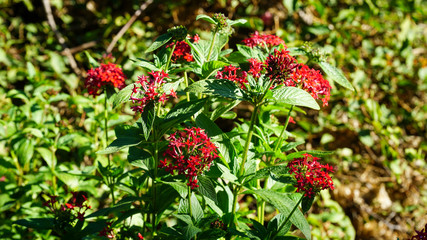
<box><xmin>16</xmin><ymin>13</ymin><xmax>354</xmax><ymax>240</ymax></box>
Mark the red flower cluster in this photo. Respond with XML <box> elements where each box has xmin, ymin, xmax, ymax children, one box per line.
<box><xmin>243</xmin><ymin>31</ymin><xmax>286</xmax><ymax>48</ymax></box>
<box><xmin>85</xmin><ymin>63</ymin><xmax>126</xmax><ymax>96</ymax></box>
<box><xmin>43</xmin><ymin>192</ymin><xmax>91</xmax><ymax>233</ymax></box>
<box><xmin>265</xmin><ymin>49</ymin><xmax>298</xmax><ymax>86</ymax></box>
<box><xmin>410</xmin><ymin>224</ymin><xmax>427</xmax><ymax>240</ymax></box>
<box><xmin>99</xmin><ymin>221</ymin><xmax>114</xmax><ymax>239</ymax></box>
<box><xmin>290</xmin><ymin>64</ymin><xmax>331</xmax><ymax>106</ymax></box>
<box><xmin>130</xmin><ymin>70</ymin><xmax>177</xmax><ymax>113</ymax></box>
<box><xmin>159</xmin><ymin>127</ymin><xmax>219</xmax><ymax>189</ymax></box>
<box><xmin>287</xmin><ymin>154</ymin><xmax>334</xmax><ymax>198</ymax></box>
<box><xmin>167</xmin><ymin>35</ymin><xmax>200</xmax><ymax>62</ymax></box>
<box><xmin>215</xmin><ymin>65</ymin><xmax>248</xmax><ymax>89</ymax></box>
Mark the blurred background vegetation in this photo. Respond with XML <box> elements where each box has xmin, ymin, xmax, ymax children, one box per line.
<box><xmin>0</xmin><ymin>0</ymin><xmax>426</xmax><ymax>239</ymax></box>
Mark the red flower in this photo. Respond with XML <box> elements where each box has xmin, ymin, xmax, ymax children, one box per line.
<box><xmin>290</xmin><ymin>64</ymin><xmax>331</xmax><ymax>106</ymax></box>
<box><xmin>167</xmin><ymin>34</ymin><xmax>199</xmax><ymax>62</ymax></box>
<box><xmin>130</xmin><ymin>70</ymin><xmax>176</xmax><ymax>113</ymax></box>
<box><xmin>411</xmin><ymin>224</ymin><xmax>427</xmax><ymax>240</ymax></box>
<box><xmin>243</xmin><ymin>31</ymin><xmax>286</xmax><ymax>49</ymax></box>
<box><xmin>85</xmin><ymin>63</ymin><xmax>126</xmax><ymax>96</ymax></box>
<box><xmin>248</xmin><ymin>58</ymin><xmax>264</xmax><ymax>78</ymax></box>
<box><xmin>159</xmin><ymin>127</ymin><xmax>219</xmax><ymax>189</ymax></box>
<box><xmin>99</xmin><ymin>221</ymin><xmax>114</xmax><ymax>239</ymax></box>
<box><xmin>287</xmin><ymin>154</ymin><xmax>334</xmax><ymax>198</ymax></box>
<box><xmin>215</xmin><ymin>65</ymin><xmax>248</xmax><ymax>90</ymax></box>
<box><xmin>138</xmin><ymin>233</ymin><xmax>144</xmax><ymax>239</ymax></box>
<box><xmin>265</xmin><ymin>49</ymin><xmax>298</xmax><ymax>87</ymax></box>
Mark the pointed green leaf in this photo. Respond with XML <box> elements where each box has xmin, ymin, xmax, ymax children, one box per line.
<box><xmin>272</xmin><ymin>87</ymin><xmax>320</xmax><ymax>110</ymax></box>
<box><xmin>127</xmin><ymin>147</ymin><xmax>152</xmax><ymax>169</ymax></box>
<box><xmin>184</xmin><ymin>224</ymin><xmax>202</xmax><ymax>240</ymax></box>
<box><xmin>197</xmin><ymin>176</ymin><xmax>217</xmax><ymax>203</ymax></box>
<box><xmin>84</xmin><ymin>51</ymin><xmax>100</xmax><ymax>68</ymax></box>
<box><xmin>145</xmin><ymin>32</ymin><xmax>173</xmax><ymax>53</ymax></box>
<box><xmin>14</xmin><ymin>218</ymin><xmax>54</xmax><ymax>230</ymax></box>
<box><xmin>196</xmin><ymin>14</ymin><xmax>215</xmax><ymax>24</ymax></box>
<box><xmin>136</xmin><ymin>58</ymin><xmax>160</xmax><ymax>71</ymax></box>
<box><xmin>111</xmin><ymin>83</ymin><xmax>134</xmax><ymax>109</ymax></box>
<box><xmin>159</xmin><ymin>98</ymin><xmax>206</xmax><ymax>133</ymax></box>
<box><xmin>140</xmin><ymin>102</ymin><xmax>155</xmax><ymax>140</ymax></box>
<box><xmin>253</xmin><ymin>190</ymin><xmax>311</xmax><ymax>240</ymax></box>
<box><xmin>186</xmin><ymin>79</ymin><xmax>248</xmax><ymax>100</ymax></box>
<box><xmin>319</xmin><ymin>61</ymin><xmax>354</xmax><ymax>91</ymax></box>
<box><xmin>190</xmin><ymin>192</ymin><xmax>204</xmax><ymax>223</ymax></box>
<box><xmin>97</xmin><ymin>137</ymin><xmax>142</xmax><ymax>154</ymax></box>
<box><xmin>202</xmin><ymin>60</ymin><xmax>229</xmax><ymax>79</ymax></box>
<box><xmin>162</xmin><ymin>181</ymin><xmax>188</xmax><ymax>199</ymax></box>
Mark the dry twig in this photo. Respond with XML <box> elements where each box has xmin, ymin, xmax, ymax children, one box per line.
<box><xmin>42</xmin><ymin>0</ymin><xmax>81</xmax><ymax>75</ymax></box>
<box><xmin>106</xmin><ymin>0</ymin><xmax>154</xmax><ymax>53</ymax></box>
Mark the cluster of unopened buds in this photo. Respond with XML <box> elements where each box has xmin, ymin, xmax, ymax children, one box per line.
<box><xmin>130</xmin><ymin>70</ymin><xmax>177</xmax><ymax>113</ymax></box>
<box><xmin>210</xmin><ymin>219</ymin><xmax>227</xmax><ymax>231</ymax></box>
<box><xmin>85</xmin><ymin>62</ymin><xmax>126</xmax><ymax>96</ymax></box>
<box><xmin>159</xmin><ymin>127</ymin><xmax>219</xmax><ymax>189</ymax></box>
<box><xmin>215</xmin><ymin>32</ymin><xmax>331</xmax><ymax>106</ymax></box>
<box><xmin>287</xmin><ymin>153</ymin><xmax>334</xmax><ymax>198</ymax></box>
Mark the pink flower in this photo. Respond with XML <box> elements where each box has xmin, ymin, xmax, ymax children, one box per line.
<box><xmin>85</xmin><ymin>63</ymin><xmax>126</xmax><ymax>96</ymax></box>
<box><xmin>215</xmin><ymin>65</ymin><xmax>248</xmax><ymax>90</ymax></box>
<box><xmin>130</xmin><ymin>70</ymin><xmax>176</xmax><ymax>113</ymax></box>
<box><xmin>159</xmin><ymin>127</ymin><xmax>219</xmax><ymax>189</ymax></box>
<box><xmin>287</xmin><ymin>154</ymin><xmax>334</xmax><ymax>198</ymax></box>
<box><xmin>243</xmin><ymin>31</ymin><xmax>286</xmax><ymax>48</ymax></box>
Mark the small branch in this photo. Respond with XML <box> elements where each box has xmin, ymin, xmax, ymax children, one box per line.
<box><xmin>106</xmin><ymin>0</ymin><xmax>154</xmax><ymax>53</ymax></box>
<box><xmin>60</xmin><ymin>41</ymin><xmax>97</xmax><ymax>55</ymax></box>
<box><xmin>42</xmin><ymin>0</ymin><xmax>81</xmax><ymax>75</ymax></box>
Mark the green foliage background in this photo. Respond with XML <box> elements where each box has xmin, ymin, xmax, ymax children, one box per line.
<box><xmin>0</xmin><ymin>0</ymin><xmax>426</xmax><ymax>239</ymax></box>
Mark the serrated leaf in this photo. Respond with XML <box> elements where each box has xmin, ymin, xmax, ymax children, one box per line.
<box><xmin>272</xmin><ymin>87</ymin><xmax>320</xmax><ymax>110</ymax></box>
<box><xmin>186</xmin><ymin>79</ymin><xmax>248</xmax><ymax>100</ymax></box>
<box><xmin>319</xmin><ymin>61</ymin><xmax>354</xmax><ymax>91</ymax></box>
<box><xmin>197</xmin><ymin>176</ymin><xmax>217</xmax><ymax>203</ymax></box>
<box><xmin>201</xmin><ymin>60</ymin><xmax>229</xmax><ymax>79</ymax></box>
<box><xmin>196</xmin><ymin>14</ymin><xmax>215</xmax><ymax>24</ymax></box>
<box><xmin>145</xmin><ymin>32</ymin><xmax>173</xmax><ymax>53</ymax></box>
<box><xmin>253</xmin><ymin>190</ymin><xmax>311</xmax><ymax>240</ymax></box>
<box><xmin>111</xmin><ymin>83</ymin><xmax>134</xmax><ymax>109</ymax></box>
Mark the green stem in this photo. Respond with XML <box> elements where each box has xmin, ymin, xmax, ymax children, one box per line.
<box><xmin>104</xmin><ymin>91</ymin><xmax>116</xmax><ymax>205</ymax></box>
<box><xmin>273</xmin><ymin>105</ymin><xmax>294</xmax><ymax>153</ymax></box>
<box><xmin>184</xmin><ymin>71</ymin><xmax>190</xmax><ymax>102</ymax></box>
<box><xmin>165</xmin><ymin>42</ymin><xmax>177</xmax><ymax>71</ymax></box>
<box><xmin>152</xmin><ymin>139</ymin><xmax>159</xmax><ymax>235</ymax></box>
<box><xmin>229</xmin><ymin>185</ymin><xmax>240</xmax><ymax>228</ymax></box>
<box><xmin>238</xmin><ymin>105</ymin><xmax>259</xmax><ymax>177</ymax></box>
<box><xmin>257</xmin><ymin>176</ymin><xmax>269</xmax><ymax>225</ymax></box>
<box><xmin>272</xmin><ymin>195</ymin><xmax>304</xmax><ymax>239</ymax></box>
<box><xmin>206</xmin><ymin>30</ymin><xmax>218</xmax><ymax>61</ymax></box>
<box><xmin>188</xmin><ymin>186</ymin><xmax>193</xmax><ymax>220</ymax></box>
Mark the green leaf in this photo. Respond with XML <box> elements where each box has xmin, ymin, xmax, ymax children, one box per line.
<box><xmin>162</xmin><ymin>181</ymin><xmax>188</xmax><ymax>199</ymax></box>
<box><xmin>159</xmin><ymin>98</ymin><xmax>206</xmax><ymax>134</ymax></box>
<box><xmin>286</xmin><ymin>150</ymin><xmax>335</xmax><ymax>161</ymax></box>
<box><xmin>14</xmin><ymin>218</ymin><xmax>54</xmax><ymax>230</ymax></box>
<box><xmin>196</xmin><ymin>14</ymin><xmax>215</xmax><ymax>24</ymax></box>
<box><xmin>163</xmin><ymin>78</ymin><xmax>183</xmax><ymax>94</ymax></box>
<box><xmin>184</xmin><ymin>224</ymin><xmax>202</xmax><ymax>240</ymax></box>
<box><xmin>16</xmin><ymin>139</ymin><xmax>34</xmax><ymax>166</ymax></box>
<box><xmin>272</xmin><ymin>87</ymin><xmax>320</xmax><ymax>110</ymax></box>
<box><xmin>140</xmin><ymin>102</ymin><xmax>155</xmax><ymax>140</ymax></box>
<box><xmin>227</xmin><ymin>19</ymin><xmax>247</xmax><ymax>26</ymax></box>
<box><xmin>201</xmin><ymin>61</ymin><xmax>229</xmax><ymax>79</ymax></box>
<box><xmin>287</xmin><ymin>47</ymin><xmax>306</xmax><ymax>56</ymax></box>
<box><xmin>186</xmin><ymin>79</ymin><xmax>248</xmax><ymax>100</ymax></box>
<box><xmin>145</xmin><ymin>32</ymin><xmax>173</xmax><ymax>53</ymax></box>
<box><xmin>97</xmin><ymin>130</ymin><xmax>142</xmax><ymax>155</ymax></box>
<box><xmin>187</xmin><ymin>40</ymin><xmax>207</xmax><ymax>67</ymax></box>
<box><xmin>86</xmin><ymin>202</ymin><xmax>132</xmax><ymax>218</ymax></box>
<box><xmin>244</xmin><ymin>165</ymin><xmax>289</xmax><ymax>183</ymax></box>
<box><xmin>84</xmin><ymin>51</ymin><xmax>100</xmax><ymax>68</ymax></box>
<box><xmin>253</xmin><ymin>190</ymin><xmax>311</xmax><ymax>240</ymax></box>
<box><xmin>136</xmin><ymin>58</ymin><xmax>160</xmax><ymax>71</ymax></box>
<box><xmin>127</xmin><ymin>147</ymin><xmax>152</xmax><ymax>169</ymax></box>
<box><xmin>190</xmin><ymin>192</ymin><xmax>204</xmax><ymax>223</ymax></box>
<box><xmin>36</xmin><ymin>147</ymin><xmax>56</xmax><ymax>169</ymax></box>
<box><xmin>111</xmin><ymin>83</ymin><xmax>134</xmax><ymax>109</ymax></box>
<box><xmin>301</xmin><ymin>196</ymin><xmax>315</xmax><ymax>214</ymax></box>
<box><xmin>197</xmin><ymin>176</ymin><xmax>217</xmax><ymax>203</ymax></box>
<box><xmin>26</xmin><ymin>61</ymin><xmax>36</xmax><ymax>80</ymax></box>
<box><xmin>281</xmin><ymin>141</ymin><xmax>305</xmax><ymax>152</ymax></box>
<box><xmin>318</xmin><ymin>61</ymin><xmax>354</xmax><ymax>91</ymax></box>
